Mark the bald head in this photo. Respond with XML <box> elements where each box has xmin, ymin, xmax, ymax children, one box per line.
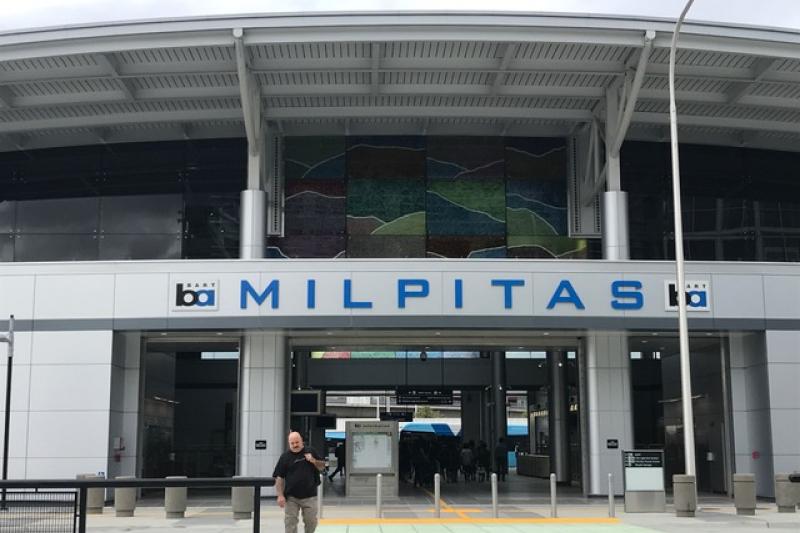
<box><xmin>287</xmin><ymin>431</ymin><xmax>304</xmax><ymax>453</ymax></box>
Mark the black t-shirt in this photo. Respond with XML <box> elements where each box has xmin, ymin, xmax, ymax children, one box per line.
<box><xmin>272</xmin><ymin>447</ymin><xmax>323</xmax><ymax>499</ymax></box>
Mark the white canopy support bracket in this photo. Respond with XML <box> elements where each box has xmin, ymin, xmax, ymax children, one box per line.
<box><xmin>611</xmin><ymin>30</ymin><xmax>655</xmax><ymax>158</ymax></box>
<box><xmin>234</xmin><ymin>28</ymin><xmax>263</xmax><ymax>156</ymax></box>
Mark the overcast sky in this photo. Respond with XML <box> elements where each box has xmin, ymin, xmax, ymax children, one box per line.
<box><xmin>3</xmin><ymin>0</ymin><xmax>800</xmax><ymax>33</ymax></box>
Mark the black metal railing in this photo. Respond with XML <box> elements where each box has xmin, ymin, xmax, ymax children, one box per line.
<box><xmin>0</xmin><ymin>489</ymin><xmax>77</xmax><ymax>532</ymax></box>
<box><xmin>0</xmin><ymin>477</ymin><xmax>274</xmax><ymax>533</ymax></box>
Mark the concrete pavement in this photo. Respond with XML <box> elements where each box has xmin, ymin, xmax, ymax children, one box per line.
<box><xmin>73</xmin><ymin>501</ymin><xmax>798</xmax><ymax>532</ymax></box>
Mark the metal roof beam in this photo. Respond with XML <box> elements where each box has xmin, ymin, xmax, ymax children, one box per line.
<box><xmin>0</xmin><ymin>86</ymin><xmax>14</xmax><ymax>108</ymax></box>
<box><xmin>632</xmin><ymin>111</ymin><xmax>800</xmax><ymax>135</ymax></box>
<box><xmin>490</xmin><ymin>43</ymin><xmax>518</xmax><ymax>96</ymax></box>
<box><xmin>233</xmin><ymin>28</ymin><xmax>262</xmax><ymax>156</ymax></box>
<box><xmin>611</xmin><ymin>30</ymin><xmax>655</xmax><ymax>157</ymax></box>
<box><xmin>725</xmin><ymin>57</ymin><xmax>777</xmax><ymax>104</ymax></box>
<box><xmin>0</xmin><ymin>108</ymin><xmax>242</xmax><ymax>134</ymax></box>
<box><xmin>264</xmin><ymin>106</ymin><xmax>592</xmax><ymax>121</ymax></box>
<box><xmin>94</xmin><ymin>53</ymin><xmax>137</xmax><ymax>100</ymax></box>
<box><xmin>371</xmin><ymin>43</ymin><xmax>382</xmax><ymax>95</ymax></box>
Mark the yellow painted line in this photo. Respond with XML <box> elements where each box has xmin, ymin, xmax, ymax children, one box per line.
<box><xmin>424</xmin><ymin>508</ymin><xmax>483</xmax><ymax>514</ymax></box>
<box><xmin>420</xmin><ymin>487</ymin><xmax>470</xmax><ymax>519</ymax></box>
<box><xmin>320</xmin><ymin>517</ymin><xmax>621</xmax><ymax>525</ymax></box>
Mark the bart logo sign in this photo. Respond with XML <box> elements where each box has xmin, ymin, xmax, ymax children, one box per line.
<box><xmin>664</xmin><ymin>280</ymin><xmax>711</xmax><ymax>312</ymax></box>
<box><xmin>173</xmin><ymin>280</ymin><xmax>218</xmax><ymax>311</ymax></box>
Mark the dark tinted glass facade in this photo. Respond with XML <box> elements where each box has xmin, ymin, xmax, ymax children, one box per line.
<box><xmin>623</xmin><ymin>141</ymin><xmax>800</xmax><ymax>262</ymax></box>
<box><xmin>270</xmin><ymin>136</ymin><xmax>595</xmax><ymax>259</ymax></box>
<box><xmin>0</xmin><ymin>139</ymin><xmax>245</xmax><ymax>261</ymax></box>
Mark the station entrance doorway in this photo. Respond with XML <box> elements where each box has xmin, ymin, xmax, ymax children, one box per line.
<box><xmin>289</xmin><ymin>339</ymin><xmax>583</xmax><ymax>497</ymax></box>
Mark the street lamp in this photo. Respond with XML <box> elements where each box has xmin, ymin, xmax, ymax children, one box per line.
<box><xmin>0</xmin><ymin>314</ymin><xmax>15</xmax><ymax>510</ymax></box>
<box><xmin>668</xmin><ymin>0</ymin><xmax>697</xmax><ymax>477</ymax></box>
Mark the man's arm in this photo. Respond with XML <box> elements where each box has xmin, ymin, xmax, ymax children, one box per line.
<box><xmin>304</xmin><ymin>452</ymin><xmax>326</xmax><ymax>471</ymax></box>
<box><xmin>275</xmin><ymin>477</ymin><xmax>286</xmax><ymax>508</ymax></box>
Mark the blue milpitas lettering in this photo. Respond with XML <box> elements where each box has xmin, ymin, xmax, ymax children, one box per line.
<box><xmin>240</xmin><ymin>280</ymin><xmax>279</xmax><ymax>309</ymax></box>
<box><xmin>344</xmin><ymin>279</ymin><xmax>373</xmax><ymax>309</ymax></box>
<box><xmin>398</xmin><ymin>279</ymin><xmax>429</xmax><ymax>308</ymax></box>
<box><xmin>491</xmin><ymin>279</ymin><xmax>525</xmax><ymax>309</ymax></box>
<box><xmin>546</xmin><ymin>280</ymin><xmax>585</xmax><ymax>310</ymax></box>
<box><xmin>611</xmin><ymin>280</ymin><xmax>644</xmax><ymax>310</ymax></box>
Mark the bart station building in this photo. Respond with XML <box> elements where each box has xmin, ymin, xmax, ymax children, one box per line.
<box><xmin>0</xmin><ymin>11</ymin><xmax>797</xmax><ymax>500</ymax></box>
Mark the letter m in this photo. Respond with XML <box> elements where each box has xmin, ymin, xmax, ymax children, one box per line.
<box><xmin>240</xmin><ymin>280</ymin><xmax>279</xmax><ymax>309</ymax></box>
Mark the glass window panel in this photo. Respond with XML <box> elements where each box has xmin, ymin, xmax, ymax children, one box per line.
<box><xmin>683</xmin><ymin>196</ymin><xmax>717</xmax><ymax>232</ymax></box>
<box><xmin>183</xmin><ymin>235</ymin><xmax>239</xmax><ymax>259</ymax></box>
<box><xmin>285</xmin><ymin>180</ymin><xmax>345</xmax><ymax>235</ymax></box>
<box><xmin>427</xmin><ymin>179</ymin><xmax>505</xmax><ymax>236</ymax></box>
<box><xmin>621</xmin><ymin>141</ymin><xmax>670</xmax><ymax>192</ymax></box>
<box><xmin>99</xmin><ymin>234</ymin><xmax>181</xmax><ymax>260</ymax></box>
<box><xmin>507</xmin><ymin>179</ymin><xmax>567</xmax><ymax>236</ymax></box>
<box><xmin>505</xmin><ymin>138</ymin><xmax>566</xmax><ymax>181</ymax></box>
<box><xmin>347</xmin><ymin>178</ymin><xmax>425</xmax><ymax>235</ymax></box>
<box><xmin>347</xmin><ymin>235</ymin><xmax>425</xmax><ymax>258</ymax></box>
<box><xmin>14</xmin><ymin>145</ymin><xmax>101</xmax><ymax>199</ymax></box>
<box><xmin>0</xmin><ymin>201</ymin><xmax>14</xmax><ymax>232</ymax></box>
<box><xmin>427</xmin><ymin>136</ymin><xmax>504</xmax><ymax>180</ymax></box>
<box><xmin>347</xmin><ymin>136</ymin><xmax>425</xmax><ymax>179</ymax></box>
<box><xmin>762</xmin><ymin>237</ymin><xmax>800</xmax><ymax>262</ymax></box>
<box><xmin>285</xmin><ymin>136</ymin><xmax>346</xmax><ymax>180</ymax></box>
<box><xmin>0</xmin><ymin>234</ymin><xmax>13</xmax><ymax>262</ymax></box>
<box><xmin>16</xmin><ymin>197</ymin><xmax>99</xmax><ymax>234</ymax></box>
<box><xmin>685</xmin><ymin>239</ymin><xmax>717</xmax><ymax>261</ymax></box>
<box><xmin>15</xmin><ymin>234</ymin><xmax>98</xmax><ymax>262</ymax></box>
<box><xmin>507</xmin><ymin>235</ymin><xmax>588</xmax><ymax>259</ymax></box>
<box><xmin>101</xmin><ymin>194</ymin><xmax>182</xmax><ymax>234</ymax></box>
<box><xmin>722</xmin><ymin>238</ymin><xmax>756</xmax><ymax>261</ymax></box>
<box><xmin>183</xmin><ymin>193</ymin><xmax>240</xmax><ymax>259</ymax></box>
<box><xmin>426</xmin><ymin>236</ymin><xmax>505</xmax><ymax>258</ymax></box>
<box><xmin>267</xmin><ymin>235</ymin><xmax>345</xmax><ymax>259</ymax></box>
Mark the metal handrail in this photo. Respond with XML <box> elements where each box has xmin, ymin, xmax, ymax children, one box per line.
<box><xmin>0</xmin><ymin>476</ymin><xmax>274</xmax><ymax>533</ymax></box>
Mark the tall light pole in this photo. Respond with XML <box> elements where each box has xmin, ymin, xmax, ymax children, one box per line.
<box><xmin>669</xmin><ymin>0</ymin><xmax>697</xmax><ymax>476</ymax></box>
<box><xmin>1</xmin><ymin>314</ymin><xmax>15</xmax><ymax>510</ymax></box>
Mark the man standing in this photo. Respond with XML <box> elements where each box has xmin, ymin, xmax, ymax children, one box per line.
<box><xmin>273</xmin><ymin>431</ymin><xmax>325</xmax><ymax>533</ymax></box>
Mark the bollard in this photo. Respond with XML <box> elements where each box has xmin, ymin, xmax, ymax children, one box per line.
<box><xmin>114</xmin><ymin>476</ymin><xmax>136</xmax><ymax>518</ymax></box>
<box><xmin>76</xmin><ymin>474</ymin><xmax>104</xmax><ymax>515</ymax></box>
<box><xmin>550</xmin><ymin>473</ymin><xmax>557</xmax><ymax>518</ymax></box>
<box><xmin>733</xmin><ymin>473</ymin><xmax>756</xmax><ymax>516</ymax></box>
<box><xmin>608</xmin><ymin>473</ymin><xmax>615</xmax><ymax>518</ymax></box>
<box><xmin>434</xmin><ymin>473</ymin><xmax>441</xmax><ymax>518</ymax></box>
<box><xmin>376</xmin><ymin>473</ymin><xmax>382</xmax><ymax>518</ymax></box>
<box><xmin>165</xmin><ymin>476</ymin><xmax>187</xmax><ymax>519</ymax></box>
<box><xmin>232</xmin><ymin>476</ymin><xmax>254</xmax><ymax>520</ymax></box>
<box><xmin>491</xmin><ymin>473</ymin><xmax>498</xmax><ymax>518</ymax></box>
<box><xmin>775</xmin><ymin>474</ymin><xmax>797</xmax><ymax>513</ymax></box>
<box><xmin>672</xmin><ymin>475</ymin><xmax>697</xmax><ymax>517</ymax></box>
<box><xmin>317</xmin><ymin>480</ymin><xmax>323</xmax><ymax>519</ymax></box>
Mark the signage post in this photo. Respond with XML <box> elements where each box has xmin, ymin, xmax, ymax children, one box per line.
<box><xmin>345</xmin><ymin>421</ymin><xmax>399</xmax><ymax>499</ymax></box>
<box><xmin>622</xmin><ymin>450</ymin><xmax>666</xmax><ymax>512</ymax></box>
<box><xmin>0</xmin><ymin>315</ymin><xmax>14</xmax><ymax>511</ymax></box>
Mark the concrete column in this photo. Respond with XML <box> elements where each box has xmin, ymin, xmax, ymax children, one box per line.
<box><xmin>491</xmin><ymin>351</ymin><xmax>507</xmax><ymax>445</ymax></box>
<box><xmin>239</xmin><ymin>133</ymin><xmax>266</xmax><ymax>259</ymax></box>
<box><xmin>763</xmin><ymin>331</ymin><xmax>800</xmax><ymax>492</ymax></box>
<box><xmin>460</xmin><ymin>390</ymin><xmax>483</xmax><ymax>444</ymax></box>
<box><xmin>585</xmin><ymin>332</ymin><xmax>633</xmax><ymax>496</ymax></box>
<box><xmin>239</xmin><ymin>189</ymin><xmax>266</xmax><ymax>259</ymax></box>
<box><xmin>549</xmin><ymin>350</ymin><xmax>569</xmax><ymax>482</ymax></box>
<box><xmin>603</xmin><ymin>86</ymin><xmax>629</xmax><ymax>260</ymax></box>
<box><xmin>602</xmin><ymin>191</ymin><xmax>629</xmax><ymax>260</ymax></box>
<box><xmin>729</xmin><ymin>332</ymin><xmax>775</xmax><ymax>497</ymax></box>
<box><xmin>238</xmin><ymin>332</ymin><xmax>287</xmax><ymax>496</ymax></box>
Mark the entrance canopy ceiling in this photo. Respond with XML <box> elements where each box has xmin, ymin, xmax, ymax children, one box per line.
<box><xmin>3</xmin><ymin>12</ymin><xmax>800</xmax><ymax>152</ymax></box>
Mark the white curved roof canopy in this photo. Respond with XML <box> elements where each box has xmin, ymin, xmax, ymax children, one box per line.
<box><xmin>3</xmin><ymin>11</ymin><xmax>800</xmax><ymax>153</ymax></box>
